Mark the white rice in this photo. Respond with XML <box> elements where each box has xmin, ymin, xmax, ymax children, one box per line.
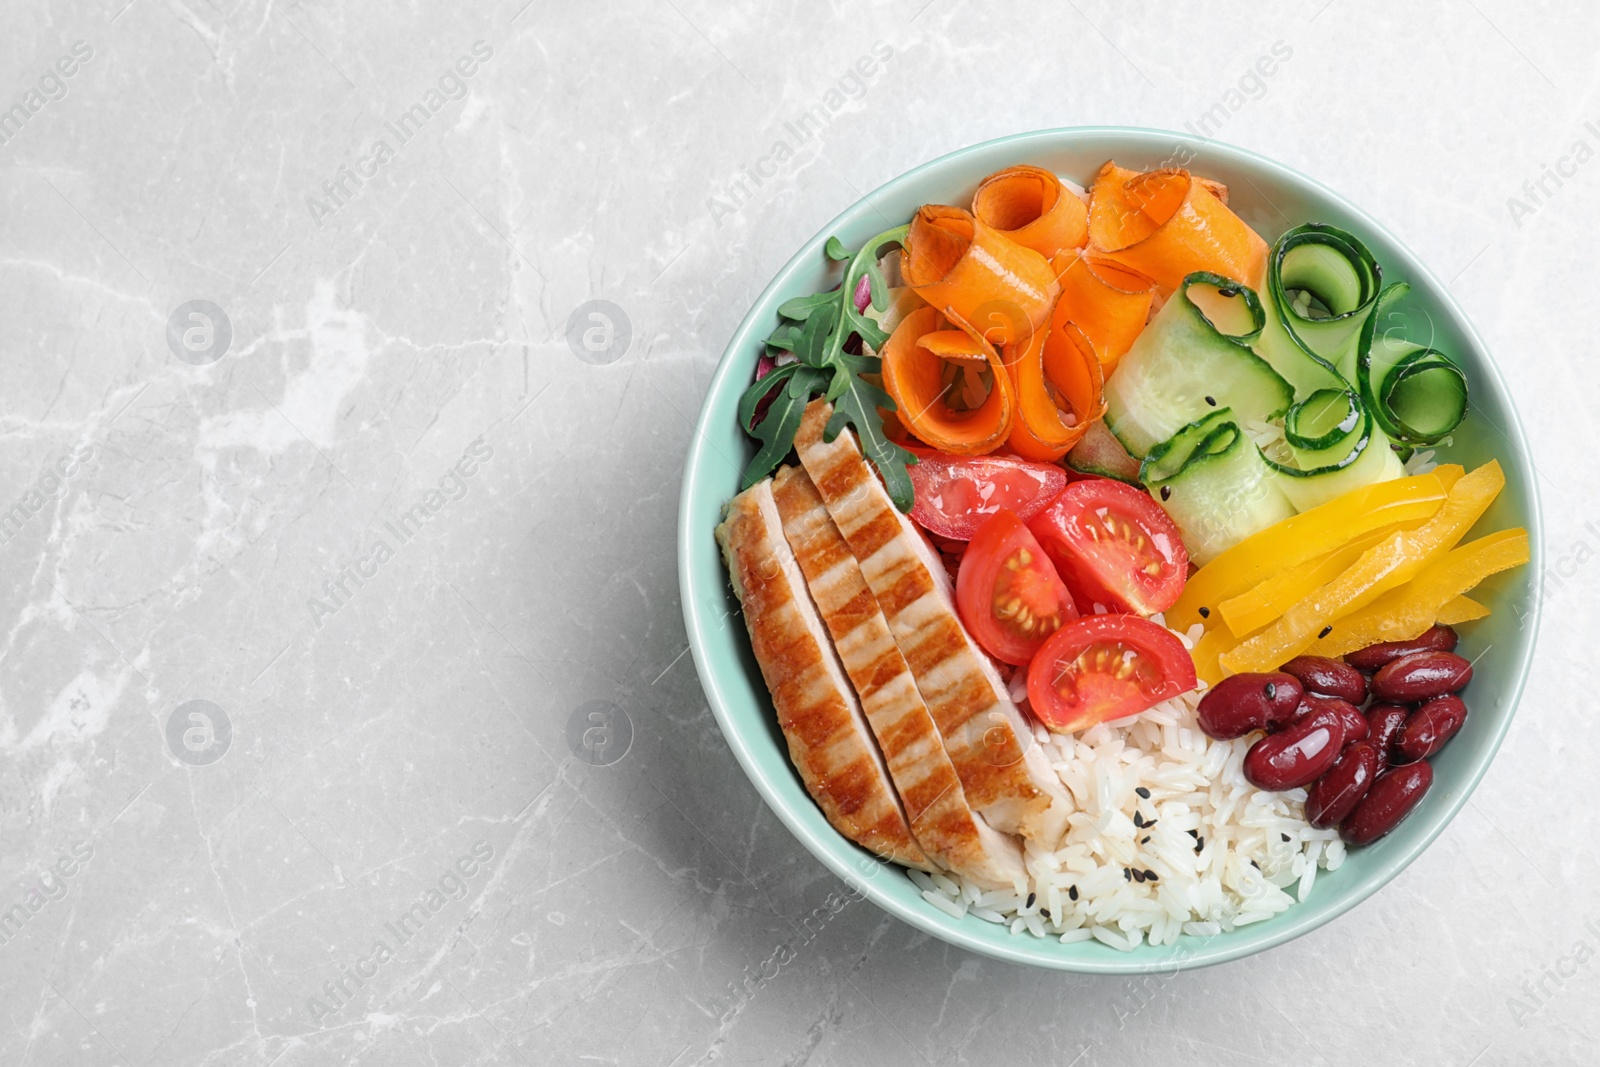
<box><xmin>908</xmin><ymin>617</ymin><xmax>1347</xmax><ymax>949</ymax></box>
<box><xmin>1404</xmin><ymin>445</ymin><xmax>1443</xmax><ymax>476</ymax></box>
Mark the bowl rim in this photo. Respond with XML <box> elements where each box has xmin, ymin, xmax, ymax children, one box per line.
<box><xmin>676</xmin><ymin>126</ymin><xmax>1543</xmax><ymax>973</ymax></box>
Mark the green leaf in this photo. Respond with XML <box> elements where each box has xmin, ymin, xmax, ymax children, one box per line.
<box><xmin>826</xmin><ymin>351</ymin><xmax>917</xmax><ymax>512</ymax></box>
<box><xmin>736</xmin><ymin>362</ymin><xmax>797</xmax><ymax>433</ymax></box>
<box><xmin>794</xmin><ymin>305</ymin><xmax>836</xmax><ymax>368</ymax></box>
<box><xmin>765</xmin><ymin>320</ymin><xmax>803</xmax><ymax>352</ymax></box>
<box><xmin>735</xmin><ymin>223</ymin><xmax>915</xmax><ymax>506</ymax></box>
<box><xmin>776</xmin><ymin>290</ymin><xmax>838</xmax><ymax>321</ymax></box>
<box><xmin>867</xmin><ymin>262</ymin><xmax>888</xmax><ymax>312</ymax></box>
<box><xmin>737</xmin><ymin>363</ymin><xmax>827</xmax><ymax>489</ymax></box>
<box><xmin>849</xmin><ymin>306</ymin><xmax>891</xmax><ymax>352</ymax></box>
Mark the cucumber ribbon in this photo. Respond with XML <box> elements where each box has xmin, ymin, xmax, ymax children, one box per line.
<box><xmin>1130</xmin><ymin>225</ymin><xmax>1467</xmax><ymax>556</ymax></box>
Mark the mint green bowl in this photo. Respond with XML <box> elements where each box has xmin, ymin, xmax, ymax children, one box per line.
<box><xmin>677</xmin><ymin>128</ymin><xmax>1542</xmax><ymax>972</ymax></box>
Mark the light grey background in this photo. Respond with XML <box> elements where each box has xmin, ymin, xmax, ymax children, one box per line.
<box><xmin>1</xmin><ymin>1</ymin><xmax>1594</xmax><ymax>1064</ymax></box>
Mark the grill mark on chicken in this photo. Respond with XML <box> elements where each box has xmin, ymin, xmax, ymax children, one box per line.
<box><xmin>794</xmin><ymin>399</ymin><xmax>1071</xmax><ymax>847</ymax></box>
<box><xmin>716</xmin><ymin>480</ymin><xmax>930</xmax><ymax>871</ymax></box>
<box><xmin>772</xmin><ymin>465</ymin><xmax>1026</xmax><ymax>888</ymax></box>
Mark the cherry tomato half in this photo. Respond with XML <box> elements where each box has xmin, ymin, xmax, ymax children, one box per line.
<box><xmin>909</xmin><ymin>449</ymin><xmax>1068</xmax><ymax>541</ymax></box>
<box><xmin>1026</xmin><ymin>614</ymin><xmax>1197</xmax><ymax>734</ymax></box>
<box><xmin>955</xmin><ymin>510</ymin><xmax>1078</xmax><ymax>666</ymax></box>
<box><xmin>1027</xmin><ymin>479</ymin><xmax>1188</xmax><ymax>616</ymax></box>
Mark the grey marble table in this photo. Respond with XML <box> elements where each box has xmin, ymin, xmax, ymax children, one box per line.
<box><xmin>2</xmin><ymin>1</ymin><xmax>1596</xmax><ymax>1064</ymax></box>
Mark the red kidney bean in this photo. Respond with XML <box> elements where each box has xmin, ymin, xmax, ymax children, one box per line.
<box><xmin>1340</xmin><ymin>762</ymin><xmax>1433</xmax><ymax>846</ymax></box>
<box><xmin>1198</xmin><ymin>672</ymin><xmax>1303</xmax><ymax>739</ymax></box>
<box><xmin>1322</xmin><ymin>697</ymin><xmax>1369</xmax><ymax>744</ymax></box>
<box><xmin>1292</xmin><ymin>695</ymin><xmax>1367</xmax><ymax>743</ymax></box>
<box><xmin>1306</xmin><ymin>741</ymin><xmax>1379</xmax><ymax>829</ymax></box>
<box><xmin>1345</xmin><ymin>625</ymin><xmax>1459</xmax><ymax>672</ymax></box>
<box><xmin>1281</xmin><ymin>655</ymin><xmax>1368</xmax><ymax>705</ymax></box>
<box><xmin>1398</xmin><ymin>695</ymin><xmax>1469</xmax><ymax>762</ymax></box>
<box><xmin>1371</xmin><ymin>650</ymin><xmax>1473</xmax><ymax>703</ymax></box>
<box><xmin>1244</xmin><ymin>703</ymin><xmax>1345</xmax><ymax>791</ymax></box>
<box><xmin>1365</xmin><ymin>704</ymin><xmax>1411</xmax><ymax>769</ymax></box>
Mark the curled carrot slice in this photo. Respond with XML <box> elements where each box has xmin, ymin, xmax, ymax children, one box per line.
<box><xmin>1196</xmin><ymin>176</ymin><xmax>1230</xmax><ymax>204</ymax></box>
<box><xmin>901</xmin><ymin>205</ymin><xmax>1060</xmax><ymax>347</ymax></box>
<box><xmin>1050</xmin><ymin>250</ymin><xmax>1154</xmax><ymax>376</ymax></box>
<box><xmin>881</xmin><ymin>306</ymin><xmax>1014</xmax><ymax>455</ymax></box>
<box><xmin>971</xmin><ymin>165</ymin><xmax>1089</xmax><ymax>259</ymax></box>
<box><xmin>1087</xmin><ymin>161</ymin><xmax>1268</xmax><ymax>291</ymax></box>
<box><xmin>917</xmin><ymin>329</ymin><xmax>989</xmax><ymax>363</ymax></box>
<box><xmin>1001</xmin><ymin>316</ymin><xmax>1103</xmax><ymax>462</ymax></box>
<box><xmin>1043</xmin><ymin>321</ymin><xmax>1106</xmax><ymax>435</ymax></box>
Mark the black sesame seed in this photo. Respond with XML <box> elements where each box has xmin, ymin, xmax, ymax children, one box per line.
<box><xmin>1068</xmin><ymin>885</ymin><xmax>1079</xmax><ymax>901</ymax></box>
<box><xmin>1132</xmin><ymin>869</ymin><xmax>1146</xmax><ymax>883</ymax></box>
<box><xmin>1141</xmin><ymin>835</ymin><xmax>1151</xmax><ymax>845</ymax></box>
<box><xmin>1264</xmin><ymin>681</ymin><xmax>1276</xmax><ymax>700</ymax></box>
<box><xmin>1133</xmin><ymin>811</ymin><xmax>1145</xmax><ymax>828</ymax></box>
<box><xmin>1040</xmin><ymin>908</ymin><xmax>1051</xmax><ymax>920</ymax></box>
<box><xmin>1136</xmin><ymin>786</ymin><xmax>1151</xmax><ymax>799</ymax></box>
<box><xmin>1217</xmin><ymin>287</ymin><xmax>1238</xmax><ymax>298</ymax></box>
<box><xmin>1144</xmin><ymin>869</ymin><xmax>1159</xmax><ymax>882</ymax></box>
<box><xmin>1198</xmin><ymin>606</ymin><xmax>1210</xmax><ymax>619</ymax></box>
<box><xmin>1251</xmin><ymin>859</ymin><xmax>1261</xmax><ymax>871</ymax></box>
<box><xmin>1204</xmin><ymin>395</ymin><xmax>1217</xmax><ymax>406</ymax></box>
<box><xmin>1026</xmin><ymin>892</ymin><xmax>1036</xmax><ymax>909</ymax></box>
<box><xmin>1319</xmin><ymin>625</ymin><xmax>1333</xmax><ymax>639</ymax></box>
<box><xmin>1124</xmin><ymin>867</ymin><xmax>1133</xmax><ymax>881</ymax></box>
<box><xmin>1194</xmin><ymin>837</ymin><xmax>1204</xmax><ymax>853</ymax></box>
<box><xmin>1160</xmin><ymin>485</ymin><xmax>1172</xmax><ymax>501</ymax></box>
<box><xmin>1187</xmin><ymin>828</ymin><xmax>1200</xmax><ymax>838</ymax></box>
<box><xmin>1282</xmin><ymin>833</ymin><xmax>1291</xmax><ymax>842</ymax></box>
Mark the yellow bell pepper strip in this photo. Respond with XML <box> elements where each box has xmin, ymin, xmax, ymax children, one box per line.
<box><xmin>1430</xmin><ymin>463</ymin><xmax>1464</xmax><ymax>491</ymax></box>
<box><xmin>1434</xmin><ymin>594</ymin><xmax>1490</xmax><ymax>625</ymax></box>
<box><xmin>1167</xmin><ymin>471</ymin><xmax>1448</xmax><ymax>631</ymax></box>
<box><xmin>1220</xmin><ymin>461</ymin><xmax>1505</xmax><ymax>674</ymax></box>
<box><xmin>1301</xmin><ymin>527</ymin><xmax>1527</xmax><ymax>658</ymax></box>
<box><xmin>1217</xmin><ymin>526</ymin><xmax>1394</xmax><ymax>636</ymax></box>
<box><xmin>1189</xmin><ymin>622</ymin><xmax>1237</xmax><ymax>688</ymax></box>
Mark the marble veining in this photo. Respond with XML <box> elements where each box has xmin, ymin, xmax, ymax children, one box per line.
<box><xmin>0</xmin><ymin>1</ymin><xmax>1594</xmax><ymax>1064</ymax></box>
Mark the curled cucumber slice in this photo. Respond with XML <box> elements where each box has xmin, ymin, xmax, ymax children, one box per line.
<box><xmin>1359</xmin><ymin>283</ymin><xmax>1469</xmax><ymax>446</ymax></box>
<box><xmin>1256</xmin><ymin>223</ymin><xmax>1384</xmax><ymax>388</ymax></box>
<box><xmin>1140</xmin><ymin>408</ymin><xmax>1295</xmax><ymax>566</ymax></box>
<box><xmin>1103</xmin><ymin>272</ymin><xmax>1292</xmax><ymax>458</ymax></box>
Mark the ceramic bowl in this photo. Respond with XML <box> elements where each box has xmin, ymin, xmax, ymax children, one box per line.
<box><xmin>677</xmin><ymin>128</ymin><xmax>1541</xmax><ymax>972</ymax></box>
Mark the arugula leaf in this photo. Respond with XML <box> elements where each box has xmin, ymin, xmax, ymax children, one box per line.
<box><xmin>793</xmin><ymin>302</ymin><xmax>837</xmax><ymax>369</ymax></box>
<box><xmin>776</xmin><ymin>291</ymin><xmax>838</xmax><ymax>320</ymax></box>
<box><xmin>737</xmin><ymin>363</ymin><xmax>827</xmax><ymax>491</ymax></box>
<box><xmin>737</xmin><ymin>223</ymin><xmax>917</xmax><ymax>508</ymax></box>
<box><xmin>824</xmin><ymin>350</ymin><xmax>918</xmax><ymax>511</ymax></box>
<box><xmin>764</xmin><ymin>322</ymin><xmax>801</xmax><ymax>352</ymax></box>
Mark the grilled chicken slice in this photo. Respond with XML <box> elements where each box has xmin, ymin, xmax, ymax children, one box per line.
<box><xmin>772</xmin><ymin>465</ymin><xmax>1026</xmax><ymax>890</ymax></box>
<box><xmin>716</xmin><ymin>479</ymin><xmax>932</xmax><ymax>872</ymax></box>
<box><xmin>794</xmin><ymin>400</ymin><xmax>1072</xmax><ymax>848</ymax></box>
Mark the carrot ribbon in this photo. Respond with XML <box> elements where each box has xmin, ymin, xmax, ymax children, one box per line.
<box><xmin>900</xmin><ymin>205</ymin><xmax>1060</xmax><ymax>347</ymax></box>
<box><xmin>1087</xmin><ymin>161</ymin><xmax>1268</xmax><ymax>291</ymax></box>
<box><xmin>1050</xmin><ymin>250</ymin><xmax>1154</xmax><ymax>376</ymax></box>
<box><xmin>880</xmin><ymin>306</ymin><xmax>1015</xmax><ymax>455</ymax></box>
<box><xmin>971</xmin><ymin>165</ymin><xmax>1089</xmax><ymax>259</ymax></box>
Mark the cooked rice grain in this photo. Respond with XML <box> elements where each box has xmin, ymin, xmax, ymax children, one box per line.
<box><xmin>908</xmin><ymin>681</ymin><xmax>1341</xmax><ymax>950</ymax></box>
